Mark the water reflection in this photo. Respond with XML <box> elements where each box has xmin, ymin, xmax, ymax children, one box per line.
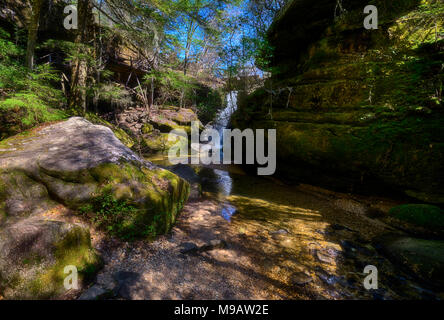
<box><xmin>221</xmin><ymin>203</ymin><xmax>237</xmax><ymax>222</ymax></box>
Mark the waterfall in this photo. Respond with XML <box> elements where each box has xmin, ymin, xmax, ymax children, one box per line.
<box><xmin>214</xmin><ymin>92</ymin><xmax>238</xmax><ymax>220</ymax></box>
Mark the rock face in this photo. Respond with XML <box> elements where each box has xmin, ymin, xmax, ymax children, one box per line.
<box><xmin>115</xmin><ymin>106</ymin><xmax>201</xmax><ymax>154</ymax></box>
<box><xmin>0</xmin><ymin>219</ymin><xmax>101</xmax><ymax>299</ymax></box>
<box><xmin>169</xmin><ymin>164</ymin><xmax>202</xmax><ymax>200</ymax></box>
<box><xmin>0</xmin><ymin>117</ymin><xmax>190</xmax><ymax>298</ymax></box>
<box><xmin>232</xmin><ymin>0</ymin><xmax>444</xmax><ymax>203</ymax></box>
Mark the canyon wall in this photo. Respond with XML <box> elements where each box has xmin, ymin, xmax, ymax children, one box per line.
<box><xmin>232</xmin><ymin>0</ymin><xmax>444</xmax><ymax>203</ymax></box>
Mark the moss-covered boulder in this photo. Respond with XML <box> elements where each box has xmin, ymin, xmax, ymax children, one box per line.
<box><xmin>0</xmin><ymin>117</ymin><xmax>189</xmax><ymax>236</ymax></box>
<box><xmin>141</xmin><ymin>131</ymin><xmax>190</xmax><ymax>155</ymax></box>
<box><xmin>375</xmin><ymin>235</ymin><xmax>444</xmax><ymax>289</ymax></box>
<box><xmin>389</xmin><ymin>204</ymin><xmax>444</xmax><ymax>230</ymax></box>
<box><xmin>0</xmin><ymin>219</ymin><xmax>101</xmax><ymax>299</ymax></box>
<box><xmin>167</xmin><ymin>107</ymin><xmax>199</xmax><ymax>125</ymax></box>
<box><xmin>0</xmin><ymin>117</ymin><xmax>190</xmax><ymax>298</ymax></box>
<box><xmin>149</xmin><ymin>111</ymin><xmax>198</xmax><ymax>135</ymax></box>
<box><xmin>150</xmin><ymin>115</ymin><xmax>180</xmax><ymax>133</ymax></box>
<box><xmin>142</xmin><ymin>123</ymin><xmax>154</xmax><ymax>134</ymax></box>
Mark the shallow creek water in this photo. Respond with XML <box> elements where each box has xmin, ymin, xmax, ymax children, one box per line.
<box><xmin>90</xmin><ymin>94</ymin><xmax>438</xmax><ymax>300</ymax></box>
<box><xmin>144</xmin><ymin>154</ymin><xmax>438</xmax><ymax>300</ymax></box>
<box><xmin>132</xmin><ymin>93</ymin><xmax>439</xmax><ymax>300</ymax></box>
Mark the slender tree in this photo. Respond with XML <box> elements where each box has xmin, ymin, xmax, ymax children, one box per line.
<box><xmin>69</xmin><ymin>0</ymin><xmax>94</xmax><ymax>114</ymax></box>
<box><xmin>25</xmin><ymin>0</ymin><xmax>44</xmax><ymax>69</ymax></box>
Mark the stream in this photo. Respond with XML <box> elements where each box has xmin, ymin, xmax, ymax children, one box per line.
<box><xmin>88</xmin><ymin>94</ymin><xmax>438</xmax><ymax>300</ymax></box>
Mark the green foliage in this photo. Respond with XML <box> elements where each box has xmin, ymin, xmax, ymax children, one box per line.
<box><xmin>389</xmin><ymin>204</ymin><xmax>444</xmax><ymax>229</ymax></box>
<box><xmin>195</xmin><ymin>85</ymin><xmax>224</xmax><ymax>124</ymax></box>
<box><xmin>0</xmin><ymin>93</ymin><xmax>67</xmax><ymax>127</ymax></box>
<box><xmin>79</xmin><ymin>188</ymin><xmax>174</xmax><ymax>240</ymax></box>
<box><xmin>0</xmin><ymin>30</ymin><xmax>64</xmax><ymax>104</ymax></box>
<box><xmin>145</xmin><ymin>68</ymin><xmax>197</xmax><ymax>105</ymax></box>
<box><xmin>43</xmin><ymin>39</ymin><xmax>96</xmax><ymax>69</ymax></box>
<box><xmin>388</xmin><ymin>0</ymin><xmax>444</xmax><ymax>49</ymax></box>
<box><xmin>79</xmin><ymin>190</ymin><xmax>139</xmax><ymax>239</ymax></box>
<box><xmin>0</xmin><ymin>29</ymin><xmax>23</xmax><ymax>59</ymax></box>
<box><xmin>365</xmin><ymin>43</ymin><xmax>443</xmax><ymax>111</ymax></box>
<box><xmin>0</xmin><ymin>28</ymin><xmax>66</xmax><ymax>138</ymax></box>
<box><xmin>144</xmin><ymin>214</ymin><xmax>163</xmax><ymax>238</ymax></box>
<box><xmin>88</xmin><ymin>82</ymin><xmax>134</xmax><ymax>112</ymax></box>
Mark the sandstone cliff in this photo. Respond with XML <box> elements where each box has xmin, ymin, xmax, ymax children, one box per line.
<box><xmin>232</xmin><ymin>0</ymin><xmax>444</xmax><ymax>203</ymax></box>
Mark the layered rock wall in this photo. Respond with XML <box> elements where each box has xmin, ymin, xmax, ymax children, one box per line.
<box><xmin>233</xmin><ymin>0</ymin><xmax>444</xmax><ymax>203</ymax></box>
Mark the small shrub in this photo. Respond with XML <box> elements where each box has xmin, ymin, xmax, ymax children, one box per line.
<box><xmin>389</xmin><ymin>204</ymin><xmax>444</xmax><ymax>229</ymax></box>
<box><xmin>79</xmin><ymin>191</ymin><xmax>139</xmax><ymax>239</ymax></box>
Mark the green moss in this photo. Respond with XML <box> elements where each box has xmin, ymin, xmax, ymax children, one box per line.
<box><xmin>85</xmin><ymin>113</ymin><xmax>136</xmax><ymax>148</ymax></box>
<box><xmin>0</xmin><ymin>93</ymin><xmax>67</xmax><ymax>139</ymax></box>
<box><xmin>142</xmin><ymin>123</ymin><xmax>154</xmax><ymax>134</ymax></box>
<box><xmin>82</xmin><ymin>162</ymin><xmax>190</xmax><ymax>240</ymax></box>
<box><xmin>389</xmin><ymin>204</ymin><xmax>444</xmax><ymax>229</ymax></box>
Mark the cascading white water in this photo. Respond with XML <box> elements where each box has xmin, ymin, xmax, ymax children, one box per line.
<box><xmin>213</xmin><ymin>92</ymin><xmax>238</xmax><ymax>220</ymax></box>
<box><xmin>215</xmin><ymin>91</ymin><xmax>238</xmax><ymax>131</ymax></box>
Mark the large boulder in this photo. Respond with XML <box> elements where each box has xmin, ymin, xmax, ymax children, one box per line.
<box><xmin>0</xmin><ymin>218</ymin><xmax>101</xmax><ymax>299</ymax></box>
<box><xmin>0</xmin><ymin>117</ymin><xmax>190</xmax><ymax>236</ymax></box>
<box><xmin>0</xmin><ymin>117</ymin><xmax>190</xmax><ymax>298</ymax></box>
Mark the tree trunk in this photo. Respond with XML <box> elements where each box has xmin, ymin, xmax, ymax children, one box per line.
<box><xmin>69</xmin><ymin>0</ymin><xmax>93</xmax><ymax>115</ymax></box>
<box><xmin>150</xmin><ymin>75</ymin><xmax>154</xmax><ymax>109</ymax></box>
<box><xmin>25</xmin><ymin>0</ymin><xmax>43</xmax><ymax>69</ymax></box>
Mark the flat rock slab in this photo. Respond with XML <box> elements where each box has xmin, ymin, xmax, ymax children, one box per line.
<box><xmin>0</xmin><ymin>117</ymin><xmax>147</xmax><ymax>173</ymax></box>
<box><xmin>78</xmin><ymin>285</ymin><xmax>107</xmax><ymax>300</ymax></box>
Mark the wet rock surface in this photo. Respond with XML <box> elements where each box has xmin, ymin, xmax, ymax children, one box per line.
<box><xmin>374</xmin><ymin>235</ymin><xmax>444</xmax><ymax>290</ymax></box>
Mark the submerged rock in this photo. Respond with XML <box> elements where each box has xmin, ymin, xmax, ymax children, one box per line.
<box><xmin>314</xmin><ymin>248</ymin><xmax>341</xmax><ymax>265</ymax></box>
<box><xmin>0</xmin><ymin>117</ymin><xmax>190</xmax><ymax>298</ymax></box>
<box><xmin>375</xmin><ymin>235</ymin><xmax>444</xmax><ymax>289</ymax></box>
<box><xmin>290</xmin><ymin>271</ymin><xmax>313</xmax><ymax>286</ymax></box>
